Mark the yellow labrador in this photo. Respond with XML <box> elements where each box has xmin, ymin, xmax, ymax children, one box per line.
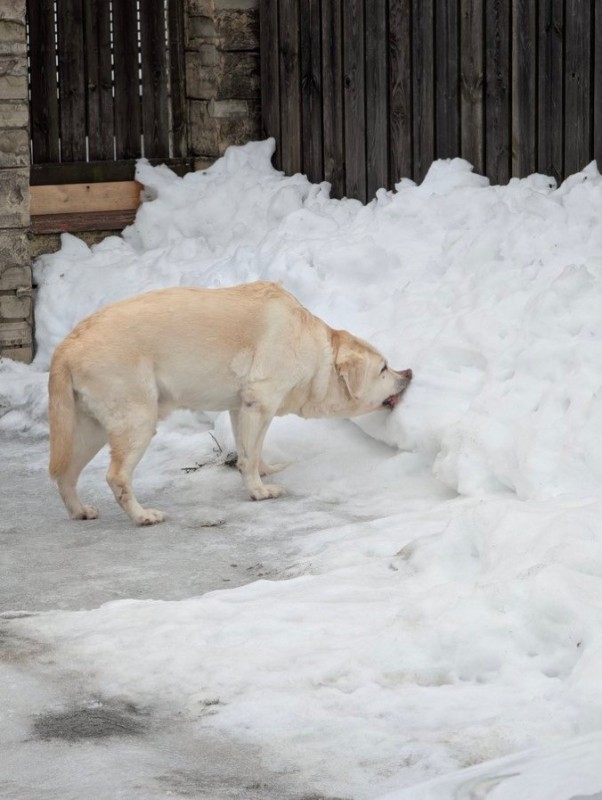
<box><xmin>48</xmin><ymin>282</ymin><xmax>412</xmax><ymax>525</ymax></box>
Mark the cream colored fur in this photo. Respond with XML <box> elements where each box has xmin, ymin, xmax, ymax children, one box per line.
<box><xmin>48</xmin><ymin>281</ymin><xmax>412</xmax><ymax>525</ymax></box>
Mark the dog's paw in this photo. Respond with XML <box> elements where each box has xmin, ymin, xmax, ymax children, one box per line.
<box><xmin>135</xmin><ymin>508</ymin><xmax>166</xmax><ymax>526</ymax></box>
<box><xmin>250</xmin><ymin>483</ymin><xmax>284</xmax><ymax>501</ymax></box>
<box><xmin>259</xmin><ymin>461</ymin><xmax>288</xmax><ymax>477</ymax></box>
<box><xmin>71</xmin><ymin>505</ymin><xmax>100</xmax><ymax>520</ymax></box>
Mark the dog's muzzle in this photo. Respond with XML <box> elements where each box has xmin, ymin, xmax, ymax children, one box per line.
<box><xmin>383</xmin><ymin>368</ymin><xmax>412</xmax><ymax>409</ymax></box>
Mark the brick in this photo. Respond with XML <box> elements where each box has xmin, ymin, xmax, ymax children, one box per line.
<box><xmin>0</xmin><ymin>229</ymin><xmax>29</xmax><ymax>269</ymax></box>
<box><xmin>0</xmin><ymin>168</ymin><xmax>29</xmax><ymax>227</ymax></box>
<box><xmin>0</xmin><ymin>292</ymin><xmax>31</xmax><ymax>319</ymax></box>
<box><xmin>0</xmin><ymin>100</ymin><xmax>28</xmax><ymax>128</ymax></box>
<box><xmin>0</xmin><ymin>56</ymin><xmax>27</xmax><ymax>100</ymax></box>
<box><xmin>0</xmin><ymin>344</ymin><xmax>32</xmax><ymax>363</ymax></box>
<box><xmin>0</xmin><ymin>319</ymin><xmax>31</xmax><ymax>347</ymax></box>
<box><xmin>216</xmin><ymin>9</ymin><xmax>258</xmax><ymax>50</ymax></box>
<box><xmin>0</xmin><ymin>128</ymin><xmax>29</xmax><ymax>166</ymax></box>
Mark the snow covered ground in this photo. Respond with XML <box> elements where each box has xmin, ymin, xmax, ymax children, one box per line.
<box><xmin>2</xmin><ymin>139</ymin><xmax>602</xmax><ymax>798</ymax></box>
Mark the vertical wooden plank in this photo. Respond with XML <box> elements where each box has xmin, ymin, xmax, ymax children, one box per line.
<box><xmin>460</xmin><ymin>0</ymin><xmax>484</xmax><ymax>175</ymax></box>
<box><xmin>412</xmin><ymin>0</ymin><xmax>435</xmax><ymax>182</ymax></box>
<box><xmin>538</xmin><ymin>0</ymin><xmax>563</xmax><ymax>182</ymax></box>
<box><xmin>27</xmin><ymin>0</ymin><xmax>60</xmax><ymax>163</ymax></box>
<box><xmin>140</xmin><ymin>0</ymin><xmax>170</xmax><ymax>158</ymax></box>
<box><xmin>595</xmin><ymin>0</ymin><xmax>602</xmax><ymax>171</ymax></box>
<box><xmin>279</xmin><ymin>0</ymin><xmax>302</xmax><ymax>175</ymax></box>
<box><xmin>113</xmin><ymin>0</ymin><xmax>142</xmax><ymax>159</ymax></box>
<box><xmin>512</xmin><ymin>0</ymin><xmax>537</xmax><ymax>176</ymax></box>
<box><xmin>485</xmin><ymin>0</ymin><xmax>511</xmax><ymax>183</ymax></box>
<box><xmin>300</xmin><ymin>0</ymin><xmax>323</xmax><ymax>182</ymax></box>
<box><xmin>260</xmin><ymin>0</ymin><xmax>281</xmax><ymax>164</ymax></box>
<box><xmin>321</xmin><ymin>0</ymin><xmax>344</xmax><ymax>196</ymax></box>
<box><xmin>83</xmin><ymin>0</ymin><xmax>114</xmax><ymax>160</ymax></box>
<box><xmin>57</xmin><ymin>0</ymin><xmax>87</xmax><ymax>161</ymax></box>
<box><xmin>435</xmin><ymin>0</ymin><xmax>460</xmax><ymax>159</ymax></box>
<box><xmin>168</xmin><ymin>0</ymin><xmax>188</xmax><ymax>158</ymax></box>
<box><xmin>389</xmin><ymin>0</ymin><xmax>412</xmax><ymax>184</ymax></box>
<box><xmin>366</xmin><ymin>0</ymin><xmax>388</xmax><ymax>197</ymax></box>
<box><xmin>564</xmin><ymin>0</ymin><xmax>591</xmax><ymax>175</ymax></box>
<box><xmin>343</xmin><ymin>0</ymin><xmax>366</xmax><ymax>200</ymax></box>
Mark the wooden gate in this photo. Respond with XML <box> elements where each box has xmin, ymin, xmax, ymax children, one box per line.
<box><xmin>27</xmin><ymin>0</ymin><xmax>190</xmax><ymax>232</ymax></box>
<box><xmin>260</xmin><ymin>0</ymin><xmax>602</xmax><ymax>202</ymax></box>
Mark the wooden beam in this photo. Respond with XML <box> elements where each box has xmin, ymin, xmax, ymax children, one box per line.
<box><xmin>30</xmin><ymin>181</ymin><xmax>142</xmax><ymax>216</ymax></box>
<box><xmin>30</xmin><ymin>209</ymin><xmax>138</xmax><ymax>234</ymax></box>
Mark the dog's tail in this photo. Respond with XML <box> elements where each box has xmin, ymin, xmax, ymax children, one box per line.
<box><xmin>48</xmin><ymin>349</ymin><xmax>75</xmax><ymax>480</ymax></box>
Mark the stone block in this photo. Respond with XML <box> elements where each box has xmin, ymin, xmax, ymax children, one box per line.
<box><xmin>216</xmin><ymin>52</ymin><xmax>259</xmax><ymax>99</ymax></box>
<box><xmin>0</xmin><ymin>229</ymin><xmax>29</xmax><ymax>269</ymax></box>
<box><xmin>0</xmin><ymin>292</ymin><xmax>31</xmax><ymax>319</ymax></box>
<box><xmin>195</xmin><ymin>43</ymin><xmax>219</xmax><ymax>66</ymax></box>
<box><xmin>0</xmin><ymin>56</ymin><xmax>27</xmax><ymax>100</ymax></box>
<box><xmin>189</xmin><ymin>97</ymin><xmax>260</xmax><ymax>158</ymax></box>
<box><xmin>214</xmin><ymin>0</ymin><xmax>258</xmax><ymax>9</ymax></box>
<box><xmin>216</xmin><ymin>9</ymin><xmax>258</xmax><ymax>50</ymax></box>
<box><xmin>188</xmin><ymin>0</ymin><xmax>214</xmax><ymax>15</ymax></box>
<box><xmin>0</xmin><ymin>266</ymin><xmax>31</xmax><ymax>293</ymax></box>
<box><xmin>0</xmin><ymin>319</ymin><xmax>31</xmax><ymax>347</ymax></box>
<box><xmin>0</xmin><ymin>0</ymin><xmax>25</xmax><ymax>23</ymax></box>
<box><xmin>0</xmin><ymin>20</ymin><xmax>26</xmax><ymax>56</ymax></box>
<box><xmin>0</xmin><ymin>344</ymin><xmax>32</xmax><ymax>363</ymax></box>
<box><xmin>217</xmin><ymin>105</ymin><xmax>261</xmax><ymax>154</ymax></box>
<box><xmin>0</xmin><ymin>167</ymin><xmax>29</xmax><ymax>227</ymax></box>
<box><xmin>189</xmin><ymin>100</ymin><xmax>220</xmax><ymax>156</ymax></box>
<box><xmin>208</xmin><ymin>98</ymin><xmax>249</xmax><ymax>118</ymax></box>
<box><xmin>0</xmin><ymin>128</ymin><xmax>29</xmax><ymax>166</ymax></box>
<box><xmin>186</xmin><ymin>13</ymin><xmax>217</xmax><ymax>42</ymax></box>
<box><xmin>0</xmin><ymin>100</ymin><xmax>28</xmax><ymax>128</ymax></box>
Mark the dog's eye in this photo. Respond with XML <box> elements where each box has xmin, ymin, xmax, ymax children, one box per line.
<box><xmin>380</xmin><ymin>363</ymin><xmax>387</xmax><ymax>374</ymax></box>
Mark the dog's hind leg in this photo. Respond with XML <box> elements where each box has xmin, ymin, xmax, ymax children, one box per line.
<box><xmin>56</xmin><ymin>412</ymin><xmax>107</xmax><ymax>520</ymax></box>
<box><xmin>106</xmin><ymin>410</ymin><xmax>164</xmax><ymax>526</ymax></box>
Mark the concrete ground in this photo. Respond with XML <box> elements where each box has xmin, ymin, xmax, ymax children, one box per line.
<box><xmin>0</xmin><ymin>430</ymin><xmax>352</xmax><ymax>800</ymax></box>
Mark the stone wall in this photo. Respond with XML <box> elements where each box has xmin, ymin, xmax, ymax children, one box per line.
<box><xmin>0</xmin><ymin>0</ymin><xmax>31</xmax><ymax>363</ymax></box>
<box><xmin>186</xmin><ymin>0</ymin><xmax>261</xmax><ymax>163</ymax></box>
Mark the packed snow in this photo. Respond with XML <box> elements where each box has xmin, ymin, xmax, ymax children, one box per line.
<box><xmin>2</xmin><ymin>138</ymin><xmax>602</xmax><ymax>798</ymax></box>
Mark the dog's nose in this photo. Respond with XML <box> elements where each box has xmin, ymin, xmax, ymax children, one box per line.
<box><xmin>400</xmin><ymin>368</ymin><xmax>412</xmax><ymax>381</ymax></box>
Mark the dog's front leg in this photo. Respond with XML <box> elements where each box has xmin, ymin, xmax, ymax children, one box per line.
<box><xmin>229</xmin><ymin>410</ymin><xmax>287</xmax><ymax>477</ymax></box>
<box><xmin>235</xmin><ymin>395</ymin><xmax>284</xmax><ymax>500</ymax></box>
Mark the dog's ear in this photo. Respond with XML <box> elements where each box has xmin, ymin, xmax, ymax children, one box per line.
<box><xmin>335</xmin><ymin>341</ymin><xmax>367</xmax><ymax>399</ymax></box>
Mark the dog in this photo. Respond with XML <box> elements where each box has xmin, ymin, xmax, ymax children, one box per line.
<box><xmin>48</xmin><ymin>281</ymin><xmax>412</xmax><ymax>525</ymax></box>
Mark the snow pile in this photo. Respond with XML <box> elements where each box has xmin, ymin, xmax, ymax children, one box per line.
<box><xmin>22</xmin><ymin>139</ymin><xmax>602</xmax><ymax>500</ymax></box>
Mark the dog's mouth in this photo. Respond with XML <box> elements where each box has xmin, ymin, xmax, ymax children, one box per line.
<box><xmin>382</xmin><ymin>369</ymin><xmax>413</xmax><ymax>410</ymax></box>
<box><xmin>383</xmin><ymin>393</ymin><xmax>403</xmax><ymax>409</ymax></box>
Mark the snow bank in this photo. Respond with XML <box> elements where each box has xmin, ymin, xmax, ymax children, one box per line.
<box><xmin>18</xmin><ymin>139</ymin><xmax>602</xmax><ymax>501</ymax></box>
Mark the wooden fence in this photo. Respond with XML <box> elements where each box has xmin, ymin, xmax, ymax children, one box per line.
<box><xmin>260</xmin><ymin>0</ymin><xmax>602</xmax><ymax>201</ymax></box>
<box><xmin>27</xmin><ymin>0</ymin><xmax>187</xmax><ymax>184</ymax></box>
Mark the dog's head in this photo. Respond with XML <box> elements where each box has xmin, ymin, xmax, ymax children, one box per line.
<box><xmin>332</xmin><ymin>330</ymin><xmax>412</xmax><ymax>416</ymax></box>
